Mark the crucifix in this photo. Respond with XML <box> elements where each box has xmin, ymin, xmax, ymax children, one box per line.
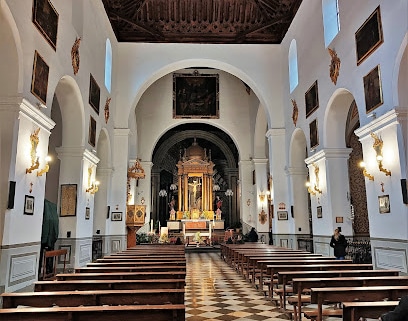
<box><xmin>380</xmin><ymin>182</ymin><xmax>384</xmax><ymax>193</ymax></box>
<box><xmin>29</xmin><ymin>182</ymin><xmax>33</xmax><ymax>193</ymax></box>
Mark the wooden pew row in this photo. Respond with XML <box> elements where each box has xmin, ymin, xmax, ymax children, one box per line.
<box><xmin>266</xmin><ymin>264</ymin><xmax>373</xmax><ymax>305</ymax></box>
<box><xmin>87</xmin><ymin>260</ymin><xmax>186</xmax><ymax>267</ymax></box>
<box><xmin>221</xmin><ymin>244</ymin><xmax>289</xmax><ymax>264</ymax></box>
<box><xmin>255</xmin><ymin>257</ymin><xmax>346</xmax><ymax>288</ymax></box>
<box><xmin>1</xmin><ymin>289</ymin><xmax>185</xmax><ymax>308</ymax></box>
<box><xmin>97</xmin><ymin>257</ymin><xmax>186</xmax><ymax>262</ymax></box>
<box><xmin>307</xmin><ymin>285</ymin><xmax>408</xmax><ymax>321</ymax></box>
<box><xmin>229</xmin><ymin>248</ymin><xmax>305</xmax><ymax>268</ymax></box>
<box><xmin>34</xmin><ymin>279</ymin><xmax>186</xmax><ymax>291</ymax></box>
<box><xmin>0</xmin><ymin>304</ymin><xmax>186</xmax><ymax>321</ymax></box>
<box><xmin>75</xmin><ymin>265</ymin><xmax>186</xmax><ymax>273</ymax></box>
<box><xmin>245</xmin><ymin>254</ymin><xmax>324</xmax><ymax>281</ymax></box>
<box><xmin>292</xmin><ymin>276</ymin><xmax>408</xmax><ymax>321</ymax></box>
<box><xmin>342</xmin><ymin>301</ymin><xmax>399</xmax><ymax>321</ymax></box>
<box><xmin>56</xmin><ymin>271</ymin><xmax>187</xmax><ymax>280</ymax></box>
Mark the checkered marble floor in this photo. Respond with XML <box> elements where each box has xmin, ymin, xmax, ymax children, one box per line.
<box><xmin>185</xmin><ymin>252</ymin><xmax>291</xmax><ymax>321</ymax></box>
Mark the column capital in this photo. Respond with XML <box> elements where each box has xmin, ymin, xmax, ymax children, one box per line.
<box><xmin>287</xmin><ymin>166</ymin><xmax>308</xmax><ymax>176</ymax></box>
<box><xmin>114</xmin><ymin>128</ymin><xmax>131</xmax><ymax>136</ymax></box>
<box><xmin>266</xmin><ymin>128</ymin><xmax>285</xmax><ymax>139</ymax></box>
<box><xmin>19</xmin><ymin>98</ymin><xmax>55</xmax><ymax>133</ymax></box>
<box><xmin>355</xmin><ymin>109</ymin><xmax>400</xmax><ymax>140</ymax></box>
<box><xmin>252</xmin><ymin>158</ymin><xmax>268</xmax><ymax>165</ymax></box>
<box><xmin>305</xmin><ymin>148</ymin><xmax>352</xmax><ymax>165</ymax></box>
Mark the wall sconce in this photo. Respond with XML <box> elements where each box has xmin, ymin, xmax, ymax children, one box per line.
<box><xmin>86</xmin><ymin>181</ymin><xmax>99</xmax><ymax>194</ymax></box>
<box><xmin>306</xmin><ymin>181</ymin><xmax>316</xmax><ymax>196</ymax></box>
<box><xmin>259</xmin><ymin>192</ymin><xmax>265</xmax><ymax>203</ymax></box>
<box><xmin>225</xmin><ymin>189</ymin><xmax>233</xmax><ymax>197</ymax></box>
<box><xmin>371</xmin><ymin>132</ymin><xmax>391</xmax><ymax>176</ymax></box>
<box><xmin>170</xmin><ymin>184</ymin><xmax>177</xmax><ymax>191</ymax></box>
<box><xmin>86</xmin><ymin>166</ymin><xmax>99</xmax><ymax>194</ymax></box>
<box><xmin>37</xmin><ymin>156</ymin><xmax>51</xmax><ymax>176</ymax></box>
<box><xmin>359</xmin><ymin>161</ymin><xmax>374</xmax><ymax>181</ymax></box>
<box><xmin>26</xmin><ymin>128</ymin><xmax>40</xmax><ymax>174</ymax></box>
<box><xmin>159</xmin><ymin>189</ymin><xmax>167</xmax><ymax>197</ymax></box>
<box><xmin>213</xmin><ymin>184</ymin><xmax>220</xmax><ymax>191</ymax></box>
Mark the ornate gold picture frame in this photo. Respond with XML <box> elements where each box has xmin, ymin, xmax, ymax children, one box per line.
<box><xmin>32</xmin><ymin>0</ymin><xmax>59</xmax><ymax>50</ymax></box>
<box><xmin>31</xmin><ymin>50</ymin><xmax>49</xmax><ymax>105</ymax></box>
<box><xmin>355</xmin><ymin>6</ymin><xmax>383</xmax><ymax>65</ymax></box>
<box><xmin>60</xmin><ymin>184</ymin><xmax>77</xmax><ymax>217</ymax></box>
<box><xmin>364</xmin><ymin>65</ymin><xmax>383</xmax><ymax>113</ymax></box>
<box><xmin>305</xmin><ymin>80</ymin><xmax>319</xmax><ymax>118</ymax></box>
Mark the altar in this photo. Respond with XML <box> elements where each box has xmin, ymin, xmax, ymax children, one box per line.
<box><xmin>167</xmin><ymin>219</ymin><xmax>225</xmax><ymax>244</ymax></box>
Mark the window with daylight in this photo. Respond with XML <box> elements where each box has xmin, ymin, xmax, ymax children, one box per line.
<box><xmin>288</xmin><ymin>39</ymin><xmax>298</xmax><ymax>93</ymax></box>
<box><xmin>322</xmin><ymin>0</ymin><xmax>340</xmax><ymax>47</ymax></box>
<box><xmin>105</xmin><ymin>39</ymin><xmax>112</xmax><ymax>92</ymax></box>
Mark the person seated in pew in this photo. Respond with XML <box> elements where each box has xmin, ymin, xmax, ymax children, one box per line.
<box><xmin>329</xmin><ymin>227</ymin><xmax>348</xmax><ymax>260</ymax></box>
<box><xmin>379</xmin><ymin>295</ymin><xmax>408</xmax><ymax>321</ymax></box>
<box><xmin>248</xmin><ymin>227</ymin><xmax>259</xmax><ymax>242</ymax></box>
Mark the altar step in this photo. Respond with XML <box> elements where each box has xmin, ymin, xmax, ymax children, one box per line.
<box><xmin>185</xmin><ymin>244</ymin><xmax>220</xmax><ymax>253</ymax></box>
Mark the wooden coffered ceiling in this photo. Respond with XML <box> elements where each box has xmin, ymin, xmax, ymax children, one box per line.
<box><xmin>101</xmin><ymin>0</ymin><xmax>303</xmax><ymax>44</ymax></box>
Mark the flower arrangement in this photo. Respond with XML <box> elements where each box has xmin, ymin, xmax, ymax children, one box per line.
<box><xmin>159</xmin><ymin>233</ymin><xmax>169</xmax><ymax>244</ymax></box>
<box><xmin>183</xmin><ymin>211</ymin><xmax>190</xmax><ymax>219</ymax></box>
<box><xmin>193</xmin><ymin>231</ymin><xmax>202</xmax><ymax>244</ymax></box>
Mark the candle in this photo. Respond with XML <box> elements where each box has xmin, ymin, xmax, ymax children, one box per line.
<box><xmin>159</xmin><ymin>221</ymin><xmax>161</xmax><ymax>233</ymax></box>
<box><xmin>151</xmin><ymin>219</ymin><xmax>153</xmax><ymax>233</ymax></box>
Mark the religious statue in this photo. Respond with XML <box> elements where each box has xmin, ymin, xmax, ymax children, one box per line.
<box><xmin>169</xmin><ymin>196</ymin><xmax>176</xmax><ymax>220</ymax></box>
<box><xmin>215</xmin><ymin>196</ymin><xmax>222</xmax><ymax>220</ymax></box>
<box><xmin>188</xmin><ymin>179</ymin><xmax>201</xmax><ymax>210</ymax></box>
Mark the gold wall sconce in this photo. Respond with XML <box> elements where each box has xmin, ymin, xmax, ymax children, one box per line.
<box><xmin>371</xmin><ymin>132</ymin><xmax>391</xmax><ymax>176</ymax></box>
<box><xmin>37</xmin><ymin>156</ymin><xmax>51</xmax><ymax>176</ymax></box>
<box><xmin>259</xmin><ymin>192</ymin><xmax>266</xmax><ymax>203</ymax></box>
<box><xmin>86</xmin><ymin>166</ymin><xmax>99</xmax><ymax>194</ymax></box>
<box><xmin>309</xmin><ymin>163</ymin><xmax>322</xmax><ymax>194</ymax></box>
<box><xmin>306</xmin><ymin>181</ymin><xmax>316</xmax><ymax>196</ymax></box>
<box><xmin>359</xmin><ymin>161</ymin><xmax>374</xmax><ymax>181</ymax></box>
<box><xmin>26</xmin><ymin>128</ymin><xmax>40</xmax><ymax>174</ymax></box>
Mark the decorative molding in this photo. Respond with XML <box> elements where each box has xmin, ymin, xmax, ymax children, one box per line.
<box><xmin>266</xmin><ymin>128</ymin><xmax>286</xmax><ymax>138</ymax></box>
<box><xmin>19</xmin><ymin>98</ymin><xmax>55</xmax><ymax>133</ymax></box>
<box><xmin>9</xmin><ymin>252</ymin><xmax>37</xmax><ymax>287</ymax></box>
<box><xmin>355</xmin><ymin>109</ymin><xmax>400</xmax><ymax>139</ymax></box>
<box><xmin>374</xmin><ymin>247</ymin><xmax>407</xmax><ymax>273</ymax></box>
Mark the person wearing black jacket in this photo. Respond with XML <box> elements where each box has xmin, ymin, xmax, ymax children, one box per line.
<box><xmin>379</xmin><ymin>295</ymin><xmax>408</xmax><ymax>321</ymax></box>
<box><xmin>329</xmin><ymin>227</ymin><xmax>348</xmax><ymax>260</ymax></box>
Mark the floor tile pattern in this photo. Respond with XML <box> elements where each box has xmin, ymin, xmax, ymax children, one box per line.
<box><xmin>185</xmin><ymin>252</ymin><xmax>291</xmax><ymax>321</ymax></box>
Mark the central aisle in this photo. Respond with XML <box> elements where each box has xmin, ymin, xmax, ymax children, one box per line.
<box><xmin>185</xmin><ymin>251</ymin><xmax>291</xmax><ymax>321</ymax></box>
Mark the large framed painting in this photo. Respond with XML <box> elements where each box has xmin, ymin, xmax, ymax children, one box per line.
<box><xmin>60</xmin><ymin>184</ymin><xmax>77</xmax><ymax>217</ymax></box>
<box><xmin>32</xmin><ymin>0</ymin><xmax>59</xmax><ymax>50</ymax></box>
<box><xmin>355</xmin><ymin>6</ymin><xmax>383</xmax><ymax>65</ymax></box>
<box><xmin>31</xmin><ymin>51</ymin><xmax>49</xmax><ymax>105</ymax></box>
<box><xmin>88</xmin><ymin>116</ymin><xmax>96</xmax><ymax>147</ymax></box>
<box><xmin>305</xmin><ymin>80</ymin><xmax>319</xmax><ymax>118</ymax></box>
<box><xmin>173</xmin><ymin>72</ymin><xmax>219</xmax><ymax>119</ymax></box>
<box><xmin>89</xmin><ymin>74</ymin><xmax>100</xmax><ymax>114</ymax></box>
<box><xmin>364</xmin><ymin>65</ymin><xmax>383</xmax><ymax>113</ymax></box>
<box><xmin>309</xmin><ymin>118</ymin><xmax>319</xmax><ymax>149</ymax></box>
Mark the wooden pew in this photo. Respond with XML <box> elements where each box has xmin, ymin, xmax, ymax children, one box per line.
<box><xmin>87</xmin><ymin>260</ymin><xmax>186</xmax><ymax>267</ymax></box>
<box><xmin>266</xmin><ymin>264</ymin><xmax>373</xmax><ymax>303</ymax></box>
<box><xmin>307</xmin><ymin>285</ymin><xmax>408</xmax><ymax>321</ymax></box>
<box><xmin>342</xmin><ymin>301</ymin><xmax>399</xmax><ymax>321</ymax></box>
<box><xmin>75</xmin><ymin>265</ymin><xmax>186</xmax><ymax>273</ymax></box>
<box><xmin>97</xmin><ymin>257</ymin><xmax>186</xmax><ymax>262</ymax></box>
<box><xmin>56</xmin><ymin>271</ymin><xmax>186</xmax><ymax>280</ymax></box>
<box><xmin>1</xmin><ymin>289</ymin><xmax>185</xmax><ymax>308</ymax></box>
<box><xmin>292</xmin><ymin>276</ymin><xmax>408</xmax><ymax>320</ymax></box>
<box><xmin>0</xmin><ymin>304</ymin><xmax>186</xmax><ymax>321</ymax></box>
<box><xmin>34</xmin><ymin>278</ymin><xmax>186</xmax><ymax>291</ymax></box>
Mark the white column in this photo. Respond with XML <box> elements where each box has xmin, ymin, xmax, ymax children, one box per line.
<box><xmin>266</xmin><ymin>128</ymin><xmax>292</xmax><ymax>234</ymax></box>
<box><xmin>238</xmin><ymin>160</ymin><xmax>255</xmax><ymax>227</ymax></box>
<box><xmin>287</xmin><ymin>166</ymin><xmax>309</xmax><ymax>234</ymax></box>
<box><xmin>253</xmin><ymin>158</ymin><xmax>268</xmax><ymax>233</ymax></box>
<box><xmin>305</xmin><ymin>148</ymin><xmax>352</xmax><ymax>237</ymax></box>
<box><xmin>110</xmin><ymin>128</ymin><xmax>130</xmax><ymax>238</ymax></box>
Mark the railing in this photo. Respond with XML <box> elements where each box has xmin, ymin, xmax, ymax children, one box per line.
<box><xmin>136</xmin><ymin>222</ymin><xmax>150</xmax><ymax>235</ymax></box>
<box><xmin>346</xmin><ymin>238</ymin><xmax>372</xmax><ymax>264</ymax></box>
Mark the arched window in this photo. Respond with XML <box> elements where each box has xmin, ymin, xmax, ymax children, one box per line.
<box><xmin>322</xmin><ymin>0</ymin><xmax>340</xmax><ymax>47</ymax></box>
<box><xmin>105</xmin><ymin>39</ymin><xmax>112</xmax><ymax>93</ymax></box>
<box><xmin>288</xmin><ymin>39</ymin><xmax>298</xmax><ymax>93</ymax></box>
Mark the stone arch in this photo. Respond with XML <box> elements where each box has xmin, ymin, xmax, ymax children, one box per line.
<box><xmin>253</xmin><ymin>103</ymin><xmax>268</xmax><ymax>159</ymax></box>
<box><xmin>393</xmin><ymin>33</ymin><xmax>408</xmax><ymax>107</ymax></box>
<box><xmin>54</xmin><ymin>76</ymin><xmax>85</xmax><ymax>147</ymax></box>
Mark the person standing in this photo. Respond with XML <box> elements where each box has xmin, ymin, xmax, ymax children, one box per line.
<box><xmin>329</xmin><ymin>227</ymin><xmax>348</xmax><ymax>260</ymax></box>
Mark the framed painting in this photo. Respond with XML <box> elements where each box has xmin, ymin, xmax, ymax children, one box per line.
<box><xmin>336</xmin><ymin>216</ymin><xmax>344</xmax><ymax>223</ymax></box>
<box><xmin>24</xmin><ymin>195</ymin><xmax>35</xmax><ymax>215</ymax></box>
<box><xmin>60</xmin><ymin>184</ymin><xmax>77</xmax><ymax>217</ymax></box>
<box><xmin>309</xmin><ymin>118</ymin><xmax>319</xmax><ymax>149</ymax></box>
<box><xmin>58</xmin><ymin>245</ymin><xmax>71</xmax><ymax>264</ymax></box>
<box><xmin>317</xmin><ymin>206</ymin><xmax>322</xmax><ymax>218</ymax></box>
<box><xmin>355</xmin><ymin>6</ymin><xmax>383</xmax><ymax>65</ymax></box>
<box><xmin>85</xmin><ymin>207</ymin><xmax>90</xmax><ymax>220</ymax></box>
<box><xmin>111</xmin><ymin>212</ymin><xmax>123</xmax><ymax>221</ymax></box>
<box><xmin>88</xmin><ymin>116</ymin><xmax>96</xmax><ymax>147</ymax></box>
<box><xmin>89</xmin><ymin>74</ymin><xmax>100</xmax><ymax>114</ymax></box>
<box><xmin>31</xmin><ymin>51</ymin><xmax>49</xmax><ymax>105</ymax></box>
<box><xmin>378</xmin><ymin>194</ymin><xmax>390</xmax><ymax>214</ymax></box>
<box><xmin>107</xmin><ymin>206</ymin><xmax>110</xmax><ymax>219</ymax></box>
<box><xmin>173</xmin><ymin>72</ymin><xmax>219</xmax><ymax>119</ymax></box>
<box><xmin>364</xmin><ymin>65</ymin><xmax>383</xmax><ymax>113</ymax></box>
<box><xmin>277</xmin><ymin>211</ymin><xmax>288</xmax><ymax>220</ymax></box>
<box><xmin>305</xmin><ymin>80</ymin><xmax>319</xmax><ymax>118</ymax></box>
<box><xmin>32</xmin><ymin>0</ymin><xmax>59</xmax><ymax>50</ymax></box>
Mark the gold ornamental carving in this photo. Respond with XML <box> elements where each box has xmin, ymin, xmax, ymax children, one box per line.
<box><xmin>128</xmin><ymin>159</ymin><xmax>145</xmax><ymax>180</ymax></box>
<box><xmin>259</xmin><ymin>209</ymin><xmax>267</xmax><ymax>224</ymax></box>
<box><xmin>328</xmin><ymin>48</ymin><xmax>341</xmax><ymax>85</ymax></box>
<box><xmin>71</xmin><ymin>37</ymin><xmax>81</xmax><ymax>75</ymax></box>
<box><xmin>104</xmin><ymin>97</ymin><xmax>111</xmax><ymax>124</ymax></box>
<box><xmin>291</xmin><ymin>99</ymin><xmax>298</xmax><ymax>126</ymax></box>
